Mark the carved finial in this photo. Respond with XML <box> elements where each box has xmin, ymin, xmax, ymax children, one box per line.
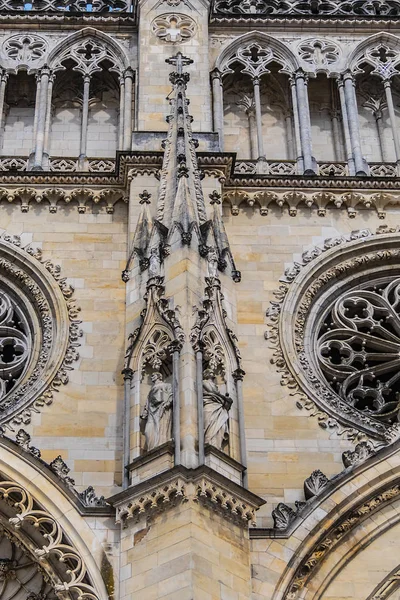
<box><xmin>166</xmin><ymin>51</ymin><xmax>193</xmax><ymax>76</ymax></box>
<box><xmin>49</xmin><ymin>455</ymin><xmax>75</xmax><ymax>489</ymax></box>
<box><xmin>79</xmin><ymin>485</ymin><xmax>108</xmax><ymax>508</ymax></box>
<box><xmin>209</xmin><ymin>190</ymin><xmax>221</xmax><ymax>205</ymax></box>
<box><xmin>139</xmin><ymin>190</ymin><xmax>152</xmax><ymax>204</ymax></box>
<box><xmin>304</xmin><ymin>469</ymin><xmax>329</xmax><ymax>500</ymax></box>
<box><xmin>15</xmin><ymin>429</ymin><xmax>41</xmax><ymax>459</ymax></box>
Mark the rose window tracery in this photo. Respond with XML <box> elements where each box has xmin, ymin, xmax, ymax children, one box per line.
<box><xmin>268</xmin><ymin>230</ymin><xmax>400</xmax><ymax>441</ymax></box>
<box><xmin>0</xmin><ymin>291</ymin><xmax>31</xmax><ymax>401</ymax></box>
<box><xmin>316</xmin><ymin>277</ymin><xmax>400</xmax><ymax>422</ymax></box>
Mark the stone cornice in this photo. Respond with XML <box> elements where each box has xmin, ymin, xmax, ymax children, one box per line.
<box><xmin>109</xmin><ymin>465</ymin><xmax>265</xmax><ymax>527</ymax></box>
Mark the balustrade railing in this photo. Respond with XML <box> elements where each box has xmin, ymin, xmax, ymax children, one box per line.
<box><xmin>0</xmin><ymin>156</ymin><xmax>397</xmax><ymax>178</ymax></box>
<box><xmin>212</xmin><ymin>0</ymin><xmax>400</xmax><ymax>17</ymax></box>
<box><xmin>0</xmin><ymin>157</ymin><xmax>116</xmax><ymax>172</ymax></box>
<box><xmin>0</xmin><ymin>0</ymin><xmax>133</xmax><ymax>11</ymax></box>
<box><xmin>233</xmin><ymin>159</ymin><xmax>399</xmax><ymax>177</ymax></box>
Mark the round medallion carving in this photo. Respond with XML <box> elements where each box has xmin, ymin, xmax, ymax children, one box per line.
<box><xmin>151</xmin><ymin>14</ymin><xmax>196</xmax><ymax>43</ymax></box>
<box><xmin>3</xmin><ymin>34</ymin><xmax>47</xmax><ymax>64</ymax></box>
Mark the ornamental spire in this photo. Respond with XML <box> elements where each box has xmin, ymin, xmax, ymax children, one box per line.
<box><xmin>156</xmin><ymin>52</ymin><xmax>207</xmax><ymax>239</ymax></box>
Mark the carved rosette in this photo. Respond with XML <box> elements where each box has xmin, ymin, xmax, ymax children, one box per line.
<box><xmin>266</xmin><ymin>228</ymin><xmax>400</xmax><ymax>442</ymax></box>
<box><xmin>0</xmin><ymin>234</ymin><xmax>81</xmax><ymax>429</ymax></box>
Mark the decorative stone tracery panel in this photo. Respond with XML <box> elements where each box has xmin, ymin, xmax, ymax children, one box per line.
<box><xmin>266</xmin><ymin>228</ymin><xmax>400</xmax><ymax>442</ymax></box>
<box><xmin>151</xmin><ymin>14</ymin><xmax>196</xmax><ymax>43</ymax></box>
<box><xmin>3</xmin><ymin>34</ymin><xmax>47</xmax><ymax>66</ymax></box>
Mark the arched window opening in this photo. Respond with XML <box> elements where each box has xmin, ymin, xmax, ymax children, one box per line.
<box><xmin>2</xmin><ymin>72</ymin><xmax>36</xmax><ymax>157</ymax></box>
<box><xmin>50</xmin><ymin>58</ymin><xmax>120</xmax><ymax>160</ymax></box>
<box><xmin>308</xmin><ymin>75</ymin><xmax>344</xmax><ymax>162</ymax></box>
<box><xmin>355</xmin><ymin>63</ymin><xmax>400</xmax><ymax>163</ymax></box>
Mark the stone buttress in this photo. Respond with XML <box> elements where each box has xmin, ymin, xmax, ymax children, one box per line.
<box><xmin>110</xmin><ymin>52</ymin><xmax>264</xmax><ymax>599</ymax></box>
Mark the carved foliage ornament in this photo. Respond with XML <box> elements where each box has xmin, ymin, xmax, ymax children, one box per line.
<box><xmin>0</xmin><ymin>234</ymin><xmax>80</xmax><ymax>430</ymax></box>
<box><xmin>152</xmin><ymin>13</ymin><xmax>196</xmax><ymax>43</ymax></box>
<box><xmin>266</xmin><ymin>228</ymin><xmax>400</xmax><ymax>442</ymax></box>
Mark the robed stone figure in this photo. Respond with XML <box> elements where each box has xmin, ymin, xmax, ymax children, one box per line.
<box><xmin>140</xmin><ymin>372</ymin><xmax>173</xmax><ymax>451</ymax></box>
<box><xmin>203</xmin><ymin>369</ymin><xmax>233</xmax><ymax>451</ymax></box>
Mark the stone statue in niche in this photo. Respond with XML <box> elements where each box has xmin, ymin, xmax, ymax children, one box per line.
<box><xmin>148</xmin><ymin>247</ymin><xmax>161</xmax><ymax>279</ymax></box>
<box><xmin>140</xmin><ymin>372</ymin><xmax>173</xmax><ymax>451</ymax></box>
<box><xmin>207</xmin><ymin>247</ymin><xmax>219</xmax><ymax>279</ymax></box>
<box><xmin>203</xmin><ymin>368</ymin><xmax>233</xmax><ymax>451</ymax></box>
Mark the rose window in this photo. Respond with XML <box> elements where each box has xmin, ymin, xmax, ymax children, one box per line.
<box><xmin>270</xmin><ymin>230</ymin><xmax>400</xmax><ymax>440</ymax></box>
<box><xmin>0</xmin><ymin>291</ymin><xmax>31</xmax><ymax>401</ymax></box>
<box><xmin>316</xmin><ymin>277</ymin><xmax>400</xmax><ymax>423</ymax></box>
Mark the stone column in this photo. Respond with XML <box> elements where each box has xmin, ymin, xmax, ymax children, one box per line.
<box><xmin>295</xmin><ymin>70</ymin><xmax>316</xmax><ymax>174</ymax></box>
<box><xmin>32</xmin><ymin>74</ymin><xmax>41</xmax><ymax>150</ymax></box>
<box><xmin>122</xmin><ymin>368</ymin><xmax>133</xmax><ymax>489</ymax></box>
<box><xmin>32</xmin><ymin>66</ymin><xmax>50</xmax><ymax>171</ymax></box>
<box><xmin>43</xmin><ymin>73</ymin><xmax>55</xmax><ymax>168</ymax></box>
<box><xmin>383</xmin><ymin>78</ymin><xmax>400</xmax><ymax>172</ymax></box>
<box><xmin>290</xmin><ymin>75</ymin><xmax>303</xmax><ymax>172</ymax></box>
<box><xmin>196</xmin><ymin>349</ymin><xmax>205</xmax><ymax>466</ymax></box>
<box><xmin>337</xmin><ymin>77</ymin><xmax>355</xmax><ymax>175</ymax></box>
<box><xmin>331</xmin><ymin>109</ymin><xmax>342</xmax><ymax>161</ymax></box>
<box><xmin>247</xmin><ymin>108</ymin><xmax>257</xmax><ymax>160</ymax></box>
<box><xmin>343</xmin><ymin>71</ymin><xmax>368</xmax><ymax>175</ymax></box>
<box><xmin>374</xmin><ymin>108</ymin><xmax>387</xmax><ymax>162</ymax></box>
<box><xmin>123</xmin><ymin>67</ymin><xmax>134</xmax><ymax>151</ymax></box>
<box><xmin>233</xmin><ymin>368</ymin><xmax>247</xmax><ymax>488</ymax></box>
<box><xmin>78</xmin><ymin>74</ymin><xmax>90</xmax><ymax>170</ymax></box>
<box><xmin>118</xmin><ymin>75</ymin><xmax>125</xmax><ymax>150</ymax></box>
<box><xmin>172</xmin><ymin>343</ymin><xmax>181</xmax><ymax>466</ymax></box>
<box><xmin>211</xmin><ymin>68</ymin><xmax>224</xmax><ymax>151</ymax></box>
<box><xmin>252</xmin><ymin>76</ymin><xmax>265</xmax><ymax>159</ymax></box>
<box><xmin>0</xmin><ymin>71</ymin><xmax>8</xmax><ymax>147</ymax></box>
<box><xmin>284</xmin><ymin>110</ymin><xmax>295</xmax><ymax>160</ymax></box>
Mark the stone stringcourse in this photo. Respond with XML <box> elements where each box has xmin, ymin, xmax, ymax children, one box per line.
<box><xmin>0</xmin><ymin>477</ymin><xmax>103</xmax><ymax>600</ymax></box>
<box><xmin>0</xmin><ymin>232</ymin><xmax>82</xmax><ymax>430</ymax></box>
<box><xmin>266</xmin><ymin>225</ymin><xmax>400</xmax><ymax>442</ymax></box>
<box><xmin>1</xmin><ymin>428</ymin><xmax>108</xmax><ymax>508</ymax></box>
<box><xmin>113</xmin><ymin>468</ymin><xmax>265</xmax><ymax>528</ymax></box>
<box><xmin>283</xmin><ymin>484</ymin><xmax>400</xmax><ymax>599</ymax></box>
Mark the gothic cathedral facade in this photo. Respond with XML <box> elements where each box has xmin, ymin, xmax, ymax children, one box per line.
<box><xmin>0</xmin><ymin>0</ymin><xmax>399</xmax><ymax>599</ymax></box>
